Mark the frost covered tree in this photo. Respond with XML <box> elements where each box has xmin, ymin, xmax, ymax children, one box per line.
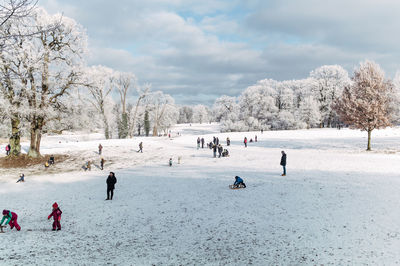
<box><xmin>146</xmin><ymin>91</ymin><xmax>175</xmax><ymax>136</ymax></box>
<box><xmin>115</xmin><ymin>71</ymin><xmax>136</xmax><ymax>139</ymax></box>
<box><xmin>310</xmin><ymin>65</ymin><xmax>350</xmax><ymax>127</ymax></box>
<box><xmin>0</xmin><ymin>7</ymin><xmax>87</xmax><ymax>157</ymax></box>
<box><xmin>178</xmin><ymin>106</ymin><xmax>193</xmax><ymax>124</ymax></box>
<box><xmin>25</xmin><ymin>8</ymin><xmax>87</xmax><ymax>157</ymax></box>
<box><xmin>298</xmin><ymin>95</ymin><xmax>321</xmax><ymax>129</ymax></box>
<box><xmin>144</xmin><ymin>109</ymin><xmax>150</xmax><ymax>136</ymax></box>
<box><xmin>128</xmin><ymin>84</ymin><xmax>149</xmax><ymax>138</ymax></box>
<box><xmin>192</xmin><ymin>104</ymin><xmax>209</xmax><ymax>124</ymax></box>
<box><xmin>334</xmin><ymin>60</ymin><xmax>394</xmax><ymax>151</ymax></box>
<box><xmin>86</xmin><ymin>65</ymin><xmax>115</xmax><ymax>140</ymax></box>
<box><xmin>213</xmin><ymin>95</ymin><xmax>238</xmax><ymax>122</ymax></box>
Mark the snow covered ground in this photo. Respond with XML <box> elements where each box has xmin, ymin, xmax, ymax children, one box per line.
<box><xmin>1</xmin><ymin>124</ymin><xmax>400</xmax><ymax>265</ymax></box>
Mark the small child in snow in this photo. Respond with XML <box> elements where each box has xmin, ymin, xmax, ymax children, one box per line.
<box><xmin>16</xmin><ymin>173</ymin><xmax>25</xmax><ymax>183</ymax></box>
<box><xmin>169</xmin><ymin>158</ymin><xmax>172</xmax><ymax>167</ymax></box>
<box><xmin>233</xmin><ymin>176</ymin><xmax>246</xmax><ymax>188</ymax></box>
<box><xmin>48</xmin><ymin>202</ymin><xmax>62</xmax><ymax>231</ymax></box>
<box><xmin>0</xmin><ymin>209</ymin><xmax>21</xmax><ymax>231</ymax></box>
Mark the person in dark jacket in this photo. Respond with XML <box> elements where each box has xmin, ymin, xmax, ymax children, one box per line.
<box><xmin>233</xmin><ymin>176</ymin><xmax>246</xmax><ymax>188</ymax></box>
<box><xmin>48</xmin><ymin>202</ymin><xmax>62</xmax><ymax>231</ymax></box>
<box><xmin>226</xmin><ymin>137</ymin><xmax>230</xmax><ymax>146</ymax></box>
<box><xmin>106</xmin><ymin>172</ymin><xmax>117</xmax><ymax>200</ymax></box>
<box><xmin>212</xmin><ymin>144</ymin><xmax>217</xmax><ymax>158</ymax></box>
<box><xmin>280</xmin><ymin>151</ymin><xmax>287</xmax><ymax>176</ymax></box>
<box><xmin>217</xmin><ymin>144</ymin><xmax>223</xmax><ymax>158</ymax></box>
<box><xmin>197</xmin><ymin>137</ymin><xmax>201</xmax><ymax>149</ymax></box>
<box><xmin>138</xmin><ymin>142</ymin><xmax>143</xmax><ymax>153</ymax></box>
<box><xmin>201</xmin><ymin>138</ymin><xmax>205</xmax><ymax>148</ymax></box>
<box><xmin>98</xmin><ymin>144</ymin><xmax>103</xmax><ymax>155</ymax></box>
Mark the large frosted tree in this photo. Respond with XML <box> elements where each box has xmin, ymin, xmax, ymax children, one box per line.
<box><xmin>310</xmin><ymin>65</ymin><xmax>350</xmax><ymax>127</ymax></box>
<box><xmin>26</xmin><ymin>8</ymin><xmax>87</xmax><ymax>157</ymax></box>
<box><xmin>334</xmin><ymin>60</ymin><xmax>394</xmax><ymax>151</ymax></box>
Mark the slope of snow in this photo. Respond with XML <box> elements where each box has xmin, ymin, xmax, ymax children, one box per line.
<box><xmin>1</xmin><ymin>124</ymin><xmax>400</xmax><ymax>265</ymax></box>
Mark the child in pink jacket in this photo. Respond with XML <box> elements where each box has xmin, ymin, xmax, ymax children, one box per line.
<box><xmin>48</xmin><ymin>202</ymin><xmax>62</xmax><ymax>231</ymax></box>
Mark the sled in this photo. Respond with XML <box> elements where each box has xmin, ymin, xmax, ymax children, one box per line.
<box><xmin>0</xmin><ymin>225</ymin><xmax>5</xmax><ymax>233</ymax></box>
<box><xmin>229</xmin><ymin>184</ymin><xmax>246</xmax><ymax>189</ymax></box>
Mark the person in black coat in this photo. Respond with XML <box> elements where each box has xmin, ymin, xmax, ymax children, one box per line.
<box><xmin>280</xmin><ymin>151</ymin><xmax>287</xmax><ymax>176</ymax></box>
<box><xmin>106</xmin><ymin>172</ymin><xmax>117</xmax><ymax>200</ymax></box>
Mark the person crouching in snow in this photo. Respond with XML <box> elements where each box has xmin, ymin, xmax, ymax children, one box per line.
<box><xmin>48</xmin><ymin>202</ymin><xmax>62</xmax><ymax>231</ymax></box>
<box><xmin>16</xmin><ymin>173</ymin><xmax>25</xmax><ymax>183</ymax></box>
<box><xmin>233</xmin><ymin>176</ymin><xmax>246</xmax><ymax>188</ymax></box>
<box><xmin>0</xmin><ymin>209</ymin><xmax>21</xmax><ymax>231</ymax></box>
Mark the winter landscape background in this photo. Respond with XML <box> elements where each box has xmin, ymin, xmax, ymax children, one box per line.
<box><xmin>1</xmin><ymin>0</ymin><xmax>400</xmax><ymax>265</ymax></box>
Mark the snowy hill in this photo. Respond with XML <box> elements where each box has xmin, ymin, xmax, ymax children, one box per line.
<box><xmin>1</xmin><ymin>124</ymin><xmax>400</xmax><ymax>265</ymax></box>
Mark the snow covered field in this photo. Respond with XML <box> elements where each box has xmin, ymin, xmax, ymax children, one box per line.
<box><xmin>1</xmin><ymin>124</ymin><xmax>400</xmax><ymax>265</ymax></box>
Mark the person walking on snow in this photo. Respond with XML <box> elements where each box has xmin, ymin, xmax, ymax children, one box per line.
<box><xmin>280</xmin><ymin>151</ymin><xmax>287</xmax><ymax>176</ymax></box>
<box><xmin>100</xmin><ymin>158</ymin><xmax>105</xmax><ymax>170</ymax></box>
<box><xmin>197</xmin><ymin>137</ymin><xmax>201</xmax><ymax>149</ymax></box>
<box><xmin>233</xmin><ymin>176</ymin><xmax>246</xmax><ymax>188</ymax></box>
<box><xmin>244</xmin><ymin>137</ymin><xmax>247</xmax><ymax>148</ymax></box>
<box><xmin>138</xmin><ymin>142</ymin><xmax>143</xmax><ymax>153</ymax></box>
<box><xmin>98</xmin><ymin>144</ymin><xmax>103</xmax><ymax>155</ymax></box>
<box><xmin>48</xmin><ymin>202</ymin><xmax>62</xmax><ymax>231</ymax></box>
<box><xmin>106</xmin><ymin>172</ymin><xmax>117</xmax><ymax>200</ymax></box>
<box><xmin>0</xmin><ymin>210</ymin><xmax>21</xmax><ymax>231</ymax></box>
<box><xmin>5</xmin><ymin>144</ymin><xmax>10</xmax><ymax>156</ymax></box>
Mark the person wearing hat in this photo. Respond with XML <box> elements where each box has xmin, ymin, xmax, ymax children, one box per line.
<box><xmin>0</xmin><ymin>209</ymin><xmax>21</xmax><ymax>231</ymax></box>
<box><xmin>48</xmin><ymin>202</ymin><xmax>62</xmax><ymax>231</ymax></box>
<box><xmin>106</xmin><ymin>172</ymin><xmax>117</xmax><ymax>200</ymax></box>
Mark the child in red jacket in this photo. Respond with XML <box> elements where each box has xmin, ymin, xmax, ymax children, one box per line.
<box><xmin>48</xmin><ymin>202</ymin><xmax>62</xmax><ymax>231</ymax></box>
<box><xmin>1</xmin><ymin>209</ymin><xmax>21</xmax><ymax>231</ymax></box>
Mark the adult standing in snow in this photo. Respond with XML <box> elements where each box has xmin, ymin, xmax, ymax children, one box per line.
<box><xmin>106</xmin><ymin>172</ymin><xmax>117</xmax><ymax>200</ymax></box>
<box><xmin>216</xmin><ymin>137</ymin><xmax>219</xmax><ymax>145</ymax></box>
<box><xmin>98</xmin><ymin>144</ymin><xmax>103</xmax><ymax>155</ymax></box>
<box><xmin>201</xmin><ymin>138</ymin><xmax>205</xmax><ymax>148</ymax></box>
<box><xmin>226</xmin><ymin>137</ymin><xmax>230</xmax><ymax>146</ymax></box>
<box><xmin>218</xmin><ymin>144</ymin><xmax>223</xmax><ymax>158</ymax></box>
<box><xmin>100</xmin><ymin>158</ymin><xmax>105</xmax><ymax>170</ymax></box>
<box><xmin>197</xmin><ymin>137</ymin><xmax>201</xmax><ymax>149</ymax></box>
<box><xmin>280</xmin><ymin>151</ymin><xmax>287</xmax><ymax>176</ymax></box>
<box><xmin>212</xmin><ymin>143</ymin><xmax>217</xmax><ymax>158</ymax></box>
<box><xmin>244</xmin><ymin>137</ymin><xmax>247</xmax><ymax>148</ymax></box>
<box><xmin>255</xmin><ymin>135</ymin><xmax>257</xmax><ymax>142</ymax></box>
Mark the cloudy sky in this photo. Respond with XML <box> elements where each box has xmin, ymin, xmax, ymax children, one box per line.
<box><xmin>40</xmin><ymin>0</ymin><xmax>400</xmax><ymax>105</ymax></box>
